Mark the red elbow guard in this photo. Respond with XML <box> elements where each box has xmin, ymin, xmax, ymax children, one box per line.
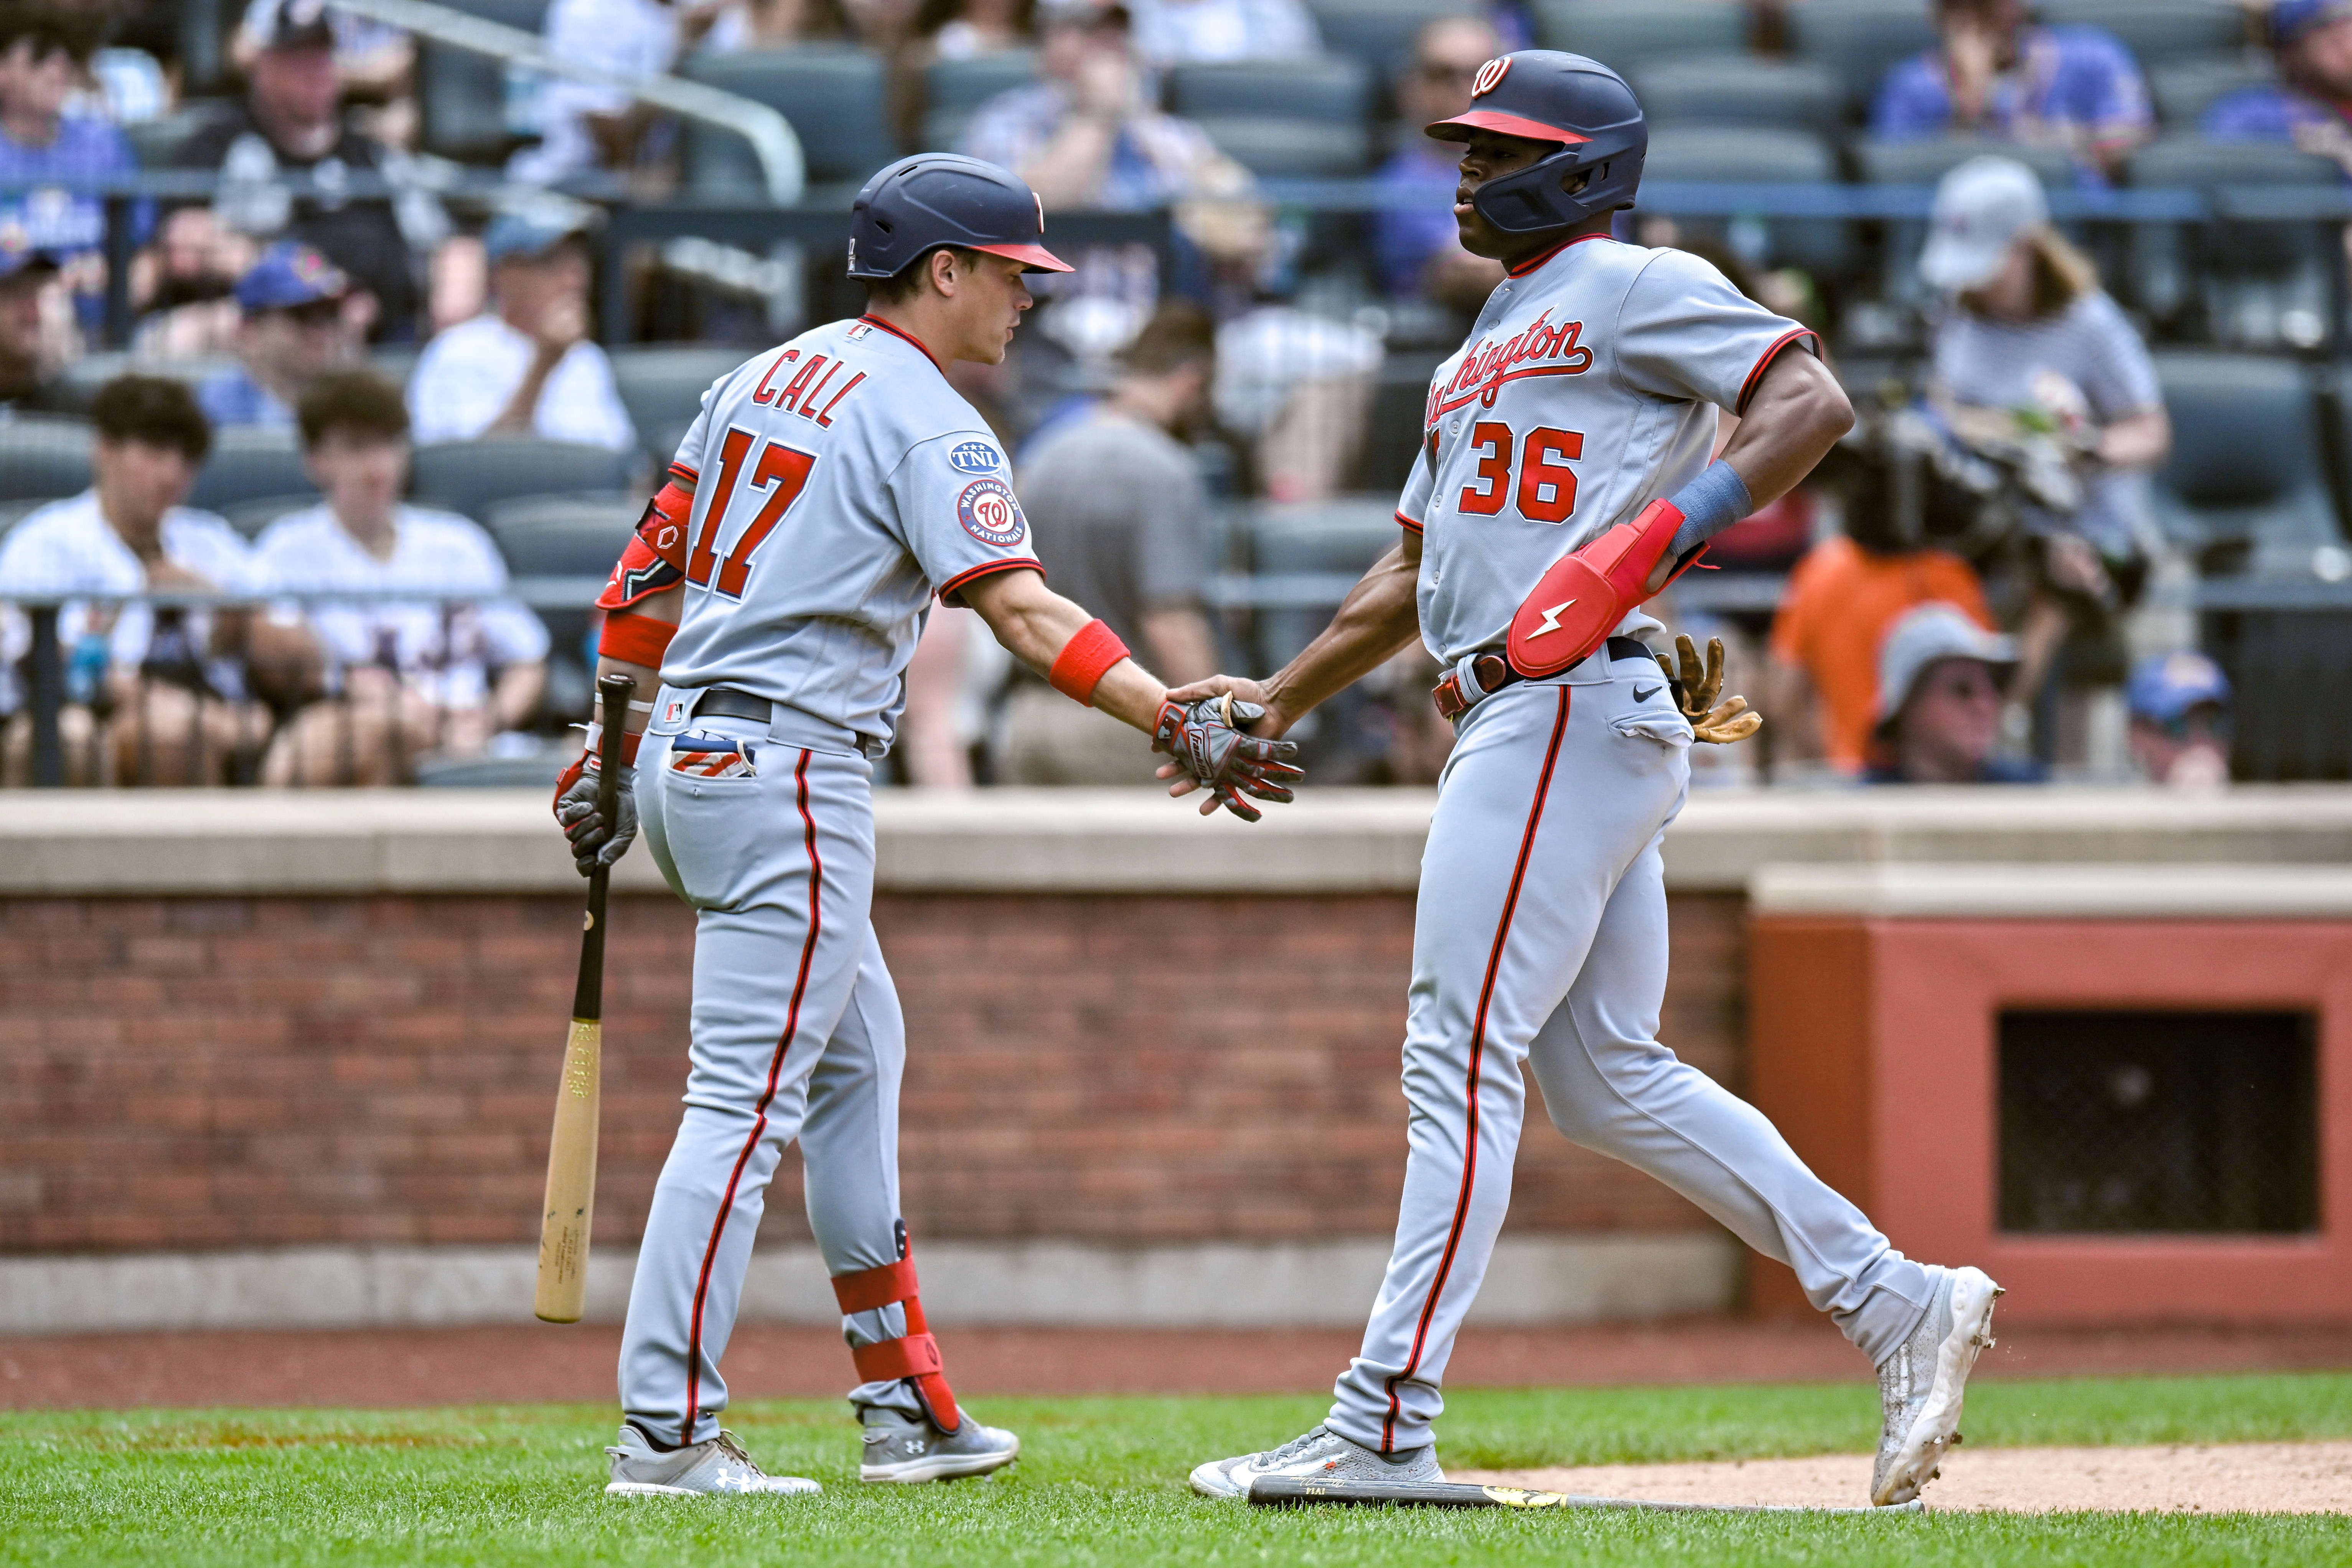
<box><xmin>1048</xmin><ymin>618</ymin><xmax>1131</xmax><ymax>707</ymax></box>
<box><xmin>598</xmin><ymin>611</ymin><xmax>676</xmax><ymax>669</ymax></box>
<box><xmin>830</xmin><ymin>1245</ymin><xmax>962</xmax><ymax>1433</ymax></box>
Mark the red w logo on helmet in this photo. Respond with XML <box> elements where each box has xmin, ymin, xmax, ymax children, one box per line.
<box><xmin>1472</xmin><ymin>57</ymin><xmax>1510</xmax><ymax>98</ymax></box>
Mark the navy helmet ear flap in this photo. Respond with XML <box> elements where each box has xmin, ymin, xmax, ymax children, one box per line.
<box><xmin>1470</xmin><ymin>134</ymin><xmax>1646</xmax><ymax>236</ymax></box>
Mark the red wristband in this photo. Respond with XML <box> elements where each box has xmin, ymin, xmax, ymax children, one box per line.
<box><xmin>1048</xmin><ymin>618</ymin><xmax>1130</xmax><ymax>707</ymax></box>
<box><xmin>599</xmin><ymin>612</ymin><xmax>676</xmax><ymax>668</ymax></box>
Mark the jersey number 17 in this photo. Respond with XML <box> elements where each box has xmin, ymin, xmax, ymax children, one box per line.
<box><xmin>688</xmin><ymin>428</ymin><xmax>818</xmax><ymax>598</ymax></box>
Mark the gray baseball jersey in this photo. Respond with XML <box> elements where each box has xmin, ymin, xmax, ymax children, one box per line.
<box><xmin>1395</xmin><ymin>236</ymin><xmax>1814</xmax><ymax>666</ymax></box>
<box><xmin>657</xmin><ymin>314</ymin><xmax>1042</xmax><ymax>755</ymax></box>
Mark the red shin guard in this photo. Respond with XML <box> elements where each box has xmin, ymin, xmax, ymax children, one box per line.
<box><xmin>1506</xmin><ymin>498</ymin><xmax>1707</xmax><ymax>679</ymax></box>
<box><xmin>831</xmin><ymin>1251</ymin><xmax>962</xmax><ymax>1433</ymax></box>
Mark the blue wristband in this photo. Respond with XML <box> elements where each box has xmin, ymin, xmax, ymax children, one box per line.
<box><xmin>1666</xmin><ymin>460</ymin><xmax>1754</xmax><ymax>559</ymax></box>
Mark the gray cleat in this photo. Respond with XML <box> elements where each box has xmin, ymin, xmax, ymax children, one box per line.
<box><xmin>604</xmin><ymin>1424</ymin><xmax>821</xmax><ymax>1497</ymax></box>
<box><xmin>1189</xmin><ymin>1425</ymin><xmax>1444</xmax><ymax>1500</ymax></box>
<box><xmin>859</xmin><ymin>1403</ymin><xmax>1021</xmax><ymax>1483</ymax></box>
<box><xmin>1872</xmin><ymin>1265</ymin><xmax>2004</xmax><ymax>1506</ymax></box>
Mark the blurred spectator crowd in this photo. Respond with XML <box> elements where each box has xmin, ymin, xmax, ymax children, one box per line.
<box><xmin>0</xmin><ymin>0</ymin><xmax>2343</xmax><ymax>790</ymax></box>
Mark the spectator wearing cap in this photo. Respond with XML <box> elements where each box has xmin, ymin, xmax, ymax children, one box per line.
<box><xmin>1123</xmin><ymin>0</ymin><xmax>1316</xmax><ymax>69</ymax></box>
<box><xmin>1864</xmin><ymin>602</ymin><xmax>2044</xmax><ymax>785</ymax></box>
<box><xmin>0</xmin><ymin>375</ymin><xmax>315</xmax><ymax>785</ymax></box>
<box><xmin>1372</xmin><ymin>14</ymin><xmax>1507</xmax><ymax>312</ymax></box>
<box><xmin>197</xmin><ymin>242</ymin><xmax>365</xmax><ymax>432</ymax></box>
<box><xmin>402</xmin><ymin>212</ymin><xmax>635</xmax><ymax>451</ymax></box>
<box><xmin>1871</xmin><ymin>0</ymin><xmax>2152</xmax><ymax>185</ymax></box>
<box><xmin>511</xmin><ymin>0</ymin><xmax>726</xmax><ymax>188</ymax></box>
<box><xmin>172</xmin><ymin>0</ymin><xmax>450</xmax><ymax>341</ymax></box>
<box><xmin>255</xmin><ymin>369</ymin><xmax>549</xmax><ymax>786</ymax></box>
<box><xmin>961</xmin><ymin>1</ymin><xmax>1236</xmax><ymax>212</ymax></box>
<box><xmin>0</xmin><ymin>1</ymin><xmax>142</xmax><ymax>330</ymax></box>
<box><xmin>2125</xmin><ymin>649</ymin><xmax>2232</xmax><ymax>791</ymax></box>
<box><xmin>0</xmin><ymin>239</ymin><xmax>65</xmax><ymax>405</ymax></box>
<box><xmin>2205</xmin><ymin>0</ymin><xmax>2352</xmax><ymax>163</ymax></box>
<box><xmin>1920</xmin><ymin>155</ymin><xmax>2166</xmax><ymax>725</ymax></box>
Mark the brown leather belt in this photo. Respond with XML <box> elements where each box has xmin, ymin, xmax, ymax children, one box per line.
<box><xmin>1431</xmin><ymin>636</ymin><xmax>1652</xmax><ymax>722</ymax></box>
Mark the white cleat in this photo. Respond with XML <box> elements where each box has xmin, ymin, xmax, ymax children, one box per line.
<box><xmin>1871</xmin><ymin>1266</ymin><xmax>2004</xmax><ymax>1507</ymax></box>
<box><xmin>1189</xmin><ymin>1425</ymin><xmax>1444</xmax><ymax>1500</ymax></box>
<box><xmin>603</xmin><ymin>1424</ymin><xmax>821</xmax><ymax>1497</ymax></box>
<box><xmin>859</xmin><ymin>1404</ymin><xmax>1021</xmax><ymax>1483</ymax></box>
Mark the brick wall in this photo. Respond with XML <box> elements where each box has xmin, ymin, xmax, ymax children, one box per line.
<box><xmin>0</xmin><ymin>892</ymin><xmax>1744</xmax><ymax>1254</ymax></box>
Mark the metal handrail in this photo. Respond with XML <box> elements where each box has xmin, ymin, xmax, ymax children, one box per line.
<box><xmin>330</xmin><ymin>0</ymin><xmax>806</xmax><ymax>206</ymax></box>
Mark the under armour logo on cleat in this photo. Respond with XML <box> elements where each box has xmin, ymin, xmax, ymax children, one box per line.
<box><xmin>1633</xmin><ymin>684</ymin><xmax>1661</xmax><ymax>702</ymax></box>
<box><xmin>1526</xmin><ymin>599</ymin><xmax>1576</xmax><ymax>637</ymax></box>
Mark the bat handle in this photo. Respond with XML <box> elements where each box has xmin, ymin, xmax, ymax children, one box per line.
<box><xmin>594</xmin><ymin>673</ymin><xmax>633</xmax><ymax>813</ymax></box>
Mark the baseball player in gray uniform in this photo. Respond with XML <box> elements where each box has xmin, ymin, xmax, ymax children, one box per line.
<box><xmin>552</xmin><ymin>155</ymin><xmax>1301</xmax><ymax>1496</ymax></box>
<box><xmin>1182</xmin><ymin>54</ymin><xmax>2001</xmax><ymax>1509</ymax></box>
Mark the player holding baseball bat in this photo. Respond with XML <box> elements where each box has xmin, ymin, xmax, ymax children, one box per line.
<box><xmin>549</xmin><ymin>154</ymin><xmax>1301</xmax><ymax>1497</ymax></box>
<box><xmin>534</xmin><ymin>674</ymin><xmax>636</xmax><ymax>1324</ymax></box>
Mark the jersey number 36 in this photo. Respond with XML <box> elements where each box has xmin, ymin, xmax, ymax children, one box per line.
<box><xmin>689</xmin><ymin>428</ymin><xmax>818</xmax><ymax>598</ymax></box>
<box><xmin>1458</xmin><ymin>422</ymin><xmax>1582</xmax><ymax>525</ymax></box>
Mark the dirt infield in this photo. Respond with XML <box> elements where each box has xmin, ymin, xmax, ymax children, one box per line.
<box><xmin>1459</xmin><ymin>1440</ymin><xmax>2352</xmax><ymax>1514</ymax></box>
<box><xmin>4</xmin><ymin>1318</ymin><xmax>2350</xmax><ymax>1410</ymax></box>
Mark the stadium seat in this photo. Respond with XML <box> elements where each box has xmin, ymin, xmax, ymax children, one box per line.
<box><xmin>2208</xmin><ymin>607</ymin><xmax>2352</xmax><ymax>781</ymax></box>
<box><xmin>481</xmin><ymin>494</ymin><xmax>643</xmax><ymax>709</ymax></box>
<box><xmin>920</xmin><ymin>48</ymin><xmax>1038</xmax><ymax>150</ymax></box>
<box><xmin>414</xmin><ymin>748</ymin><xmax>574</xmax><ymax>787</ymax></box>
<box><xmin>2125</xmin><ymin>135</ymin><xmax>2340</xmax><ymax>350</ymax></box>
<box><xmin>419</xmin><ymin>0</ymin><xmax>547</xmax><ymax>164</ymax></box>
<box><xmin>47</xmin><ymin>352</ymin><xmax>237</xmax><ymax>415</ymax></box>
<box><xmin>2150</xmin><ymin>56</ymin><xmax>2276</xmax><ymax>129</ymax></box>
<box><xmin>682</xmin><ymin>46</ymin><xmax>898</xmax><ymax>195</ymax></box>
<box><xmin>1193</xmin><ymin>115</ymin><xmax>1371</xmax><ymax>178</ymax></box>
<box><xmin>1309</xmin><ymin>0</ymin><xmax>1476</xmax><ymax>91</ymax></box>
<box><xmin>188</xmin><ymin>428</ymin><xmax>317</xmax><ymax>513</ymax></box>
<box><xmin>410</xmin><ymin>439</ymin><xmax>637</xmax><ymax>520</ymax></box>
<box><xmin>2149</xmin><ymin>352</ymin><xmax>2337</xmax><ymax>578</ymax></box>
<box><xmin>1630</xmin><ymin>58</ymin><xmax>1843</xmax><ymax>135</ymax></box>
<box><xmin>2033</xmin><ymin>0</ymin><xmax>2249</xmax><ymax>68</ymax></box>
<box><xmin>123</xmin><ymin>99</ymin><xmax>233</xmax><ymax>167</ymax></box>
<box><xmin>0</xmin><ymin>417</ymin><xmax>93</xmax><ymax>502</ymax></box>
<box><xmin>220</xmin><ymin>495</ymin><xmax>317</xmax><ymax>538</ymax></box>
<box><xmin>368</xmin><ymin>346</ymin><xmax>423</xmax><ymax>389</ymax></box>
<box><xmin>1639</xmin><ymin>126</ymin><xmax>1849</xmax><ymax>278</ymax></box>
<box><xmin>1355</xmin><ymin>352</ymin><xmax>1445</xmax><ymax>497</ymax></box>
<box><xmin>1783</xmin><ymin>0</ymin><xmax>1937</xmax><ymax>122</ymax></box>
<box><xmin>607</xmin><ymin>344</ymin><xmax>744</xmax><ymax>453</ymax></box>
<box><xmin>1248</xmin><ymin>498</ymin><xmax>1407</xmax><ymax>673</ymax></box>
<box><xmin>1851</xmin><ymin>135</ymin><xmax>2077</xmax><ymax>188</ymax></box>
<box><xmin>1168</xmin><ymin>56</ymin><xmax>1373</xmax><ymax>124</ymax></box>
<box><xmin>1532</xmin><ymin>1</ymin><xmax>1750</xmax><ymax>72</ymax></box>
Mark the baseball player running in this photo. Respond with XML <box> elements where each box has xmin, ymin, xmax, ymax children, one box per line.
<box><xmin>1182</xmin><ymin>54</ymin><xmax>2000</xmax><ymax>1509</ymax></box>
<box><xmin>553</xmin><ymin>154</ymin><xmax>1300</xmax><ymax>1497</ymax></box>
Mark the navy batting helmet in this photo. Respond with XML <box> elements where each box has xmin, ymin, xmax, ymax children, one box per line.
<box><xmin>846</xmin><ymin>154</ymin><xmax>1075</xmax><ymax>280</ymax></box>
<box><xmin>1426</xmin><ymin>51</ymin><xmax>1645</xmax><ymax>238</ymax></box>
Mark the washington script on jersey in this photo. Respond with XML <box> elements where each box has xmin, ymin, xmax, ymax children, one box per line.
<box><xmin>1427</xmin><ymin>309</ymin><xmax>1595</xmax><ymax>423</ymax></box>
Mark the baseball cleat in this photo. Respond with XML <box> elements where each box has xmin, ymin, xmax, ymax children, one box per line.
<box><xmin>603</xmin><ymin>1424</ymin><xmax>821</xmax><ymax>1496</ymax></box>
<box><xmin>1189</xmin><ymin>1425</ymin><xmax>1444</xmax><ymax>1500</ymax></box>
<box><xmin>859</xmin><ymin>1403</ymin><xmax>1021</xmax><ymax>1483</ymax></box>
<box><xmin>1871</xmin><ymin>1265</ymin><xmax>2004</xmax><ymax>1507</ymax></box>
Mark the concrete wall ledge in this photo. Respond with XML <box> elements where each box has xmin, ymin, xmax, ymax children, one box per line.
<box><xmin>0</xmin><ymin>785</ymin><xmax>2347</xmax><ymax>897</ymax></box>
<box><xmin>0</xmin><ymin>1237</ymin><xmax>1738</xmax><ymax>1334</ymax></box>
<box><xmin>1752</xmin><ymin>862</ymin><xmax>2352</xmax><ymax>919</ymax></box>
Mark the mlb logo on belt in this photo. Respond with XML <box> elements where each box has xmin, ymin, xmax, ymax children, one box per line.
<box><xmin>669</xmin><ymin>734</ymin><xmax>757</xmax><ymax>778</ymax></box>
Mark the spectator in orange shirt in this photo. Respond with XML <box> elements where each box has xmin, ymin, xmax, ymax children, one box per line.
<box><xmin>1768</xmin><ymin>524</ymin><xmax>1996</xmax><ymax>774</ymax></box>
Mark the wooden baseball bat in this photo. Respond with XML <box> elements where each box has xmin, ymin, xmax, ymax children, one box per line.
<box><xmin>534</xmin><ymin>674</ymin><xmax>636</xmax><ymax>1324</ymax></box>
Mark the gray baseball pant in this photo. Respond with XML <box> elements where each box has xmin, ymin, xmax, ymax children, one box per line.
<box><xmin>618</xmin><ymin>712</ymin><xmax>926</xmax><ymax>1447</ymax></box>
<box><xmin>1327</xmin><ymin>650</ymin><xmax>1934</xmax><ymax>1454</ymax></box>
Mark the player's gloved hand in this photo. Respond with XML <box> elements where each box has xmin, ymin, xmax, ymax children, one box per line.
<box><xmin>1658</xmin><ymin>634</ymin><xmax>1764</xmax><ymax>747</ymax></box>
<box><xmin>552</xmin><ymin>753</ymin><xmax>638</xmax><ymax>874</ymax></box>
<box><xmin>1152</xmin><ymin>692</ymin><xmax>1305</xmax><ymax>823</ymax></box>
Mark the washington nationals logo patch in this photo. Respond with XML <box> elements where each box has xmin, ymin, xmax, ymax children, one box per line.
<box><xmin>1472</xmin><ymin>57</ymin><xmax>1510</xmax><ymax>97</ymax></box>
<box><xmin>957</xmin><ymin>477</ymin><xmax>1027</xmax><ymax>547</ymax></box>
<box><xmin>948</xmin><ymin>440</ymin><xmax>1002</xmax><ymax>474</ymax></box>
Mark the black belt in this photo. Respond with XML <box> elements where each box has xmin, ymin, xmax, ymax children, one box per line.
<box><xmin>693</xmin><ymin>686</ymin><xmax>774</xmax><ymax>722</ymax></box>
<box><xmin>1432</xmin><ymin>636</ymin><xmax>1653</xmax><ymax>722</ymax></box>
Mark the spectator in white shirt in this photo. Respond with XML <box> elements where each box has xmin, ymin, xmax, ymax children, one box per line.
<box><xmin>258</xmin><ymin>369</ymin><xmax>551</xmax><ymax>786</ymax></box>
<box><xmin>0</xmin><ymin>376</ymin><xmax>313</xmax><ymax>784</ymax></box>
<box><xmin>511</xmin><ymin>0</ymin><xmax>726</xmax><ymax>187</ymax></box>
<box><xmin>1125</xmin><ymin>0</ymin><xmax>1317</xmax><ymax>68</ymax></box>
<box><xmin>404</xmin><ymin>211</ymin><xmax>637</xmax><ymax>452</ymax></box>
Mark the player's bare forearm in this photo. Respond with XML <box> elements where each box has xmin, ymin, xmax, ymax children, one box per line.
<box><xmin>1228</xmin><ymin>535</ymin><xmax>1422</xmax><ymax>736</ymax></box>
<box><xmin>1717</xmin><ymin>350</ymin><xmax>1854</xmax><ymax>512</ymax></box>
<box><xmin>961</xmin><ymin>567</ymin><xmax>1169</xmax><ymax>732</ymax></box>
<box><xmin>589</xmin><ymin>587</ymin><xmax>681</xmax><ymax>735</ymax></box>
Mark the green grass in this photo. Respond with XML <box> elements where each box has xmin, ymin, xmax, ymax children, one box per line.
<box><xmin>2</xmin><ymin>1376</ymin><xmax>2348</xmax><ymax>1566</ymax></box>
